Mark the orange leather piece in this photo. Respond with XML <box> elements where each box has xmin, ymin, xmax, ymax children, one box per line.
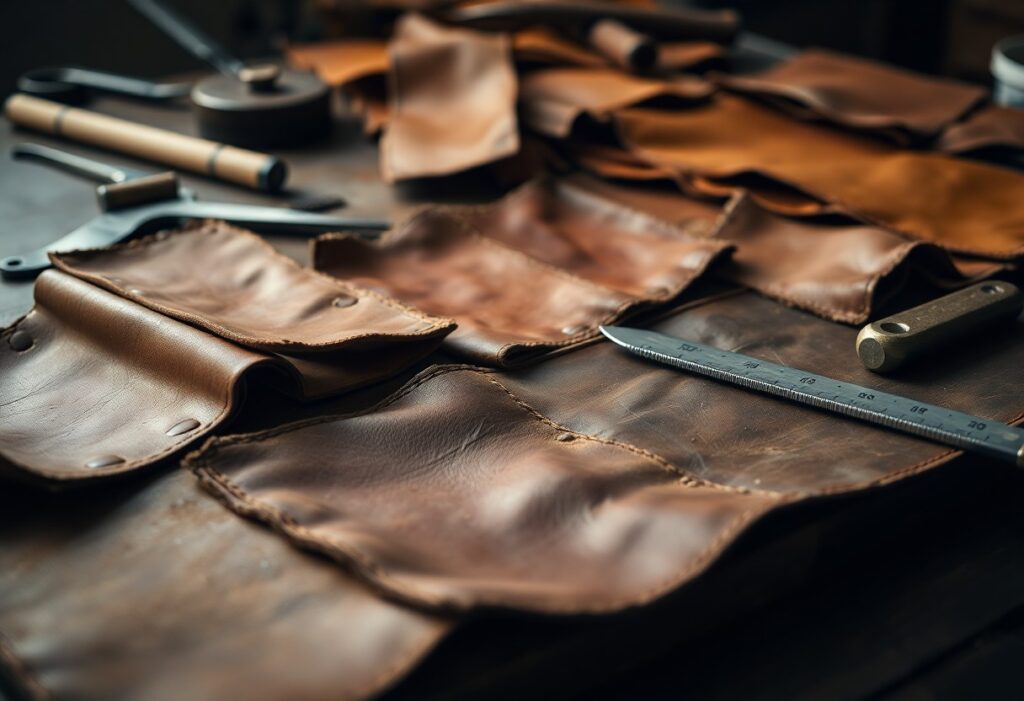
<box><xmin>615</xmin><ymin>95</ymin><xmax>1024</xmax><ymax>258</ymax></box>
<box><xmin>714</xmin><ymin>48</ymin><xmax>986</xmax><ymax>144</ymax></box>
<box><xmin>314</xmin><ymin>179</ymin><xmax>730</xmax><ymax>365</ymax></box>
<box><xmin>710</xmin><ymin>193</ymin><xmax>1005</xmax><ymax>323</ymax></box>
<box><xmin>188</xmin><ymin>365</ymin><xmax>783</xmax><ymax>613</ymax></box>
<box><xmin>286</xmin><ymin>39</ymin><xmax>389</xmax><ymax>87</ymax></box>
<box><xmin>521</xmin><ymin>66</ymin><xmax>712</xmax><ymax>137</ymax></box>
<box><xmin>381</xmin><ymin>14</ymin><xmax>519</xmax><ymax>181</ymax></box>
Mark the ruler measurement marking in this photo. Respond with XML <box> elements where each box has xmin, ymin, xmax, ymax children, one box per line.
<box><xmin>609</xmin><ymin>328</ymin><xmax>1024</xmax><ymax>467</ymax></box>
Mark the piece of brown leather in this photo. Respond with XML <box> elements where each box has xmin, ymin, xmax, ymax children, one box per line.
<box><xmin>937</xmin><ymin>104</ymin><xmax>1024</xmax><ymax>155</ymax></box>
<box><xmin>0</xmin><ymin>469</ymin><xmax>450</xmax><ymax>701</ymax></box>
<box><xmin>188</xmin><ymin>365</ymin><xmax>784</xmax><ymax>613</ymax></box>
<box><xmin>587</xmin><ymin>18</ymin><xmax>657</xmax><ymax>71</ymax></box>
<box><xmin>614</xmin><ymin>95</ymin><xmax>1024</xmax><ymax>258</ymax></box>
<box><xmin>498</xmin><ymin>289</ymin><xmax>1024</xmax><ymax>494</ymax></box>
<box><xmin>512</xmin><ymin>25</ymin><xmax>606</xmax><ymax>67</ymax></box>
<box><xmin>714</xmin><ymin>48</ymin><xmax>986</xmax><ymax>145</ymax></box>
<box><xmin>380</xmin><ymin>14</ymin><xmax>519</xmax><ymax>181</ymax></box>
<box><xmin>313</xmin><ymin>179</ymin><xmax>729</xmax><ymax>365</ymax></box>
<box><xmin>287</xmin><ymin>39</ymin><xmax>390</xmax><ymax>88</ymax></box>
<box><xmin>521</xmin><ymin>66</ymin><xmax>712</xmax><ymax>138</ymax></box>
<box><xmin>656</xmin><ymin>41</ymin><xmax>726</xmax><ymax>72</ymax></box>
<box><xmin>710</xmin><ymin>193</ymin><xmax>1006</xmax><ymax>323</ymax></box>
<box><xmin>1</xmin><ymin>223</ymin><xmax>454</xmax><ymax>484</ymax></box>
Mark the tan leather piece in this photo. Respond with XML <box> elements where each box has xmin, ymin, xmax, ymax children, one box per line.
<box><xmin>614</xmin><ymin>95</ymin><xmax>1024</xmax><ymax>258</ymax></box>
<box><xmin>498</xmin><ymin>290</ymin><xmax>1024</xmax><ymax>494</ymax></box>
<box><xmin>656</xmin><ymin>41</ymin><xmax>726</xmax><ymax>72</ymax></box>
<box><xmin>314</xmin><ymin>182</ymin><xmax>729</xmax><ymax>366</ymax></box>
<box><xmin>0</xmin><ymin>470</ymin><xmax>450</xmax><ymax>701</ymax></box>
<box><xmin>521</xmin><ymin>66</ymin><xmax>712</xmax><ymax>138</ymax></box>
<box><xmin>381</xmin><ymin>14</ymin><xmax>519</xmax><ymax>181</ymax></box>
<box><xmin>286</xmin><ymin>39</ymin><xmax>389</xmax><ymax>87</ymax></box>
<box><xmin>560</xmin><ymin>172</ymin><xmax>721</xmax><ymax>228</ymax></box>
<box><xmin>188</xmin><ymin>365</ymin><xmax>783</xmax><ymax>613</ymax></box>
<box><xmin>710</xmin><ymin>193</ymin><xmax>1005</xmax><ymax>324</ymax></box>
<box><xmin>714</xmin><ymin>48</ymin><xmax>986</xmax><ymax>144</ymax></box>
<box><xmin>51</xmin><ymin>222</ymin><xmax>451</xmax><ymax>353</ymax></box>
<box><xmin>512</xmin><ymin>25</ymin><xmax>606</xmax><ymax>67</ymax></box>
<box><xmin>937</xmin><ymin>104</ymin><xmax>1024</xmax><ymax>155</ymax></box>
<box><xmin>1</xmin><ymin>224</ymin><xmax>456</xmax><ymax>484</ymax></box>
<box><xmin>0</xmin><ymin>271</ymin><xmax>266</xmax><ymax>483</ymax></box>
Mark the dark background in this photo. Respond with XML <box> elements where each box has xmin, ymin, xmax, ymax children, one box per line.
<box><xmin>1</xmin><ymin>0</ymin><xmax>1023</xmax><ymax>98</ymax></box>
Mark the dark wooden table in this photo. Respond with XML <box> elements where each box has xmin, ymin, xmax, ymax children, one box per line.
<box><xmin>3</xmin><ymin>47</ymin><xmax>1024</xmax><ymax>701</ymax></box>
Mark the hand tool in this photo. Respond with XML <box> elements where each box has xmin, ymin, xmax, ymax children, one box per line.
<box><xmin>17</xmin><ymin>66</ymin><xmax>191</xmax><ymax>105</ymax></box>
<box><xmin>126</xmin><ymin>0</ymin><xmax>331</xmax><ymax>148</ymax></box>
<box><xmin>5</xmin><ymin>94</ymin><xmax>287</xmax><ymax>192</ymax></box>
<box><xmin>1</xmin><ymin>145</ymin><xmax>389</xmax><ymax>280</ymax></box>
<box><xmin>857</xmin><ymin>281</ymin><xmax>1023</xmax><ymax>373</ymax></box>
<box><xmin>601</xmin><ymin>325</ymin><xmax>1024</xmax><ymax>467</ymax></box>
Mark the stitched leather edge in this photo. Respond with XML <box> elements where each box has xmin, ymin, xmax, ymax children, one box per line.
<box><xmin>184</xmin><ymin>365</ymin><xmax>783</xmax><ymax>614</ymax></box>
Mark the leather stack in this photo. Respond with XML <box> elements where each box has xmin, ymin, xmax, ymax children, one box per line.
<box><xmin>4</xmin><ymin>3</ymin><xmax>1024</xmax><ymax>699</ymax></box>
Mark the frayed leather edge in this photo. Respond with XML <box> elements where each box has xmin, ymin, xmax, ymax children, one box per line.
<box><xmin>0</xmin><ymin>634</ymin><xmax>51</xmax><ymax>701</ymax></box>
<box><xmin>184</xmin><ymin>365</ymin><xmax>784</xmax><ymax>615</ymax></box>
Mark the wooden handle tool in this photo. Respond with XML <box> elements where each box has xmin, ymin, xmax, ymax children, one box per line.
<box><xmin>4</xmin><ymin>94</ymin><xmax>287</xmax><ymax>192</ymax></box>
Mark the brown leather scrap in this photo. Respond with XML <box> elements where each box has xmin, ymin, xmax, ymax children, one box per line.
<box><xmin>188</xmin><ymin>365</ymin><xmax>783</xmax><ymax>613</ymax></box>
<box><xmin>314</xmin><ymin>179</ymin><xmax>730</xmax><ymax>366</ymax></box>
<box><xmin>498</xmin><ymin>289</ymin><xmax>1024</xmax><ymax>494</ymax></box>
<box><xmin>0</xmin><ymin>222</ymin><xmax>454</xmax><ymax>484</ymax></box>
<box><xmin>0</xmin><ymin>469</ymin><xmax>450</xmax><ymax>701</ymax></box>
<box><xmin>614</xmin><ymin>95</ymin><xmax>1024</xmax><ymax>258</ymax></box>
<box><xmin>710</xmin><ymin>193</ymin><xmax>1006</xmax><ymax>324</ymax></box>
<box><xmin>381</xmin><ymin>14</ymin><xmax>519</xmax><ymax>181</ymax></box>
<box><xmin>521</xmin><ymin>66</ymin><xmax>712</xmax><ymax>138</ymax></box>
<box><xmin>937</xmin><ymin>104</ymin><xmax>1024</xmax><ymax>155</ymax></box>
<box><xmin>714</xmin><ymin>48</ymin><xmax>986</xmax><ymax>145</ymax></box>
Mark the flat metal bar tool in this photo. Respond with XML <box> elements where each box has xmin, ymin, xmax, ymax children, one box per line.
<box><xmin>601</xmin><ymin>325</ymin><xmax>1024</xmax><ymax>467</ymax></box>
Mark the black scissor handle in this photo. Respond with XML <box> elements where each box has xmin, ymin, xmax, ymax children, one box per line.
<box><xmin>17</xmin><ymin>66</ymin><xmax>191</xmax><ymax>105</ymax></box>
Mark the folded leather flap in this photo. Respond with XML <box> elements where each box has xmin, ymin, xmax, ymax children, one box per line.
<box><xmin>521</xmin><ymin>67</ymin><xmax>713</xmax><ymax>138</ymax></box>
<box><xmin>381</xmin><ymin>14</ymin><xmax>519</xmax><ymax>181</ymax></box>
<box><xmin>714</xmin><ymin>48</ymin><xmax>986</xmax><ymax>143</ymax></box>
<box><xmin>0</xmin><ymin>469</ymin><xmax>450</xmax><ymax>700</ymax></box>
<box><xmin>937</xmin><ymin>104</ymin><xmax>1024</xmax><ymax>155</ymax></box>
<box><xmin>314</xmin><ymin>179</ymin><xmax>730</xmax><ymax>366</ymax></box>
<box><xmin>0</xmin><ymin>271</ymin><xmax>266</xmax><ymax>483</ymax></box>
<box><xmin>188</xmin><ymin>366</ymin><xmax>781</xmax><ymax>613</ymax></box>
<box><xmin>710</xmin><ymin>193</ymin><xmax>1005</xmax><ymax>324</ymax></box>
<box><xmin>50</xmin><ymin>221</ymin><xmax>455</xmax><ymax>353</ymax></box>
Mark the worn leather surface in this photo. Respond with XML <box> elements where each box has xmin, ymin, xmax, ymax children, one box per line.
<box><xmin>188</xmin><ymin>365</ymin><xmax>782</xmax><ymax>613</ymax></box>
<box><xmin>614</xmin><ymin>95</ymin><xmax>1024</xmax><ymax>258</ymax></box>
<box><xmin>0</xmin><ymin>470</ymin><xmax>449</xmax><ymax>701</ymax></box>
<box><xmin>710</xmin><ymin>193</ymin><xmax>1005</xmax><ymax>323</ymax></box>
<box><xmin>0</xmin><ymin>223</ymin><xmax>454</xmax><ymax>484</ymax></box>
<box><xmin>498</xmin><ymin>290</ymin><xmax>1024</xmax><ymax>493</ymax></box>
<box><xmin>381</xmin><ymin>14</ymin><xmax>519</xmax><ymax>181</ymax></box>
<box><xmin>714</xmin><ymin>48</ymin><xmax>986</xmax><ymax>144</ymax></box>
<box><xmin>521</xmin><ymin>67</ymin><xmax>712</xmax><ymax>138</ymax></box>
<box><xmin>938</xmin><ymin>104</ymin><xmax>1024</xmax><ymax>155</ymax></box>
<box><xmin>314</xmin><ymin>178</ymin><xmax>729</xmax><ymax>365</ymax></box>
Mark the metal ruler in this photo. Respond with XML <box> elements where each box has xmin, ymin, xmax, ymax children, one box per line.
<box><xmin>600</xmin><ymin>325</ymin><xmax>1024</xmax><ymax>467</ymax></box>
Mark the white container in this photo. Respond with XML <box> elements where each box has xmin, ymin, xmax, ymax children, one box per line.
<box><xmin>992</xmin><ymin>35</ymin><xmax>1024</xmax><ymax>107</ymax></box>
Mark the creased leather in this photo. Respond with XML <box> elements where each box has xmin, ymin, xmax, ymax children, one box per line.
<box><xmin>710</xmin><ymin>193</ymin><xmax>1006</xmax><ymax>323</ymax></box>
<box><xmin>0</xmin><ymin>470</ymin><xmax>450</xmax><ymax>701</ymax></box>
<box><xmin>614</xmin><ymin>95</ymin><xmax>1024</xmax><ymax>258</ymax></box>
<box><xmin>714</xmin><ymin>48</ymin><xmax>986</xmax><ymax>145</ymax></box>
<box><xmin>656</xmin><ymin>41</ymin><xmax>726</xmax><ymax>72</ymax></box>
<box><xmin>188</xmin><ymin>365</ymin><xmax>783</xmax><ymax>613</ymax></box>
<box><xmin>937</xmin><ymin>104</ymin><xmax>1024</xmax><ymax>155</ymax></box>
<box><xmin>498</xmin><ymin>290</ymin><xmax>1024</xmax><ymax>493</ymax></box>
<box><xmin>521</xmin><ymin>66</ymin><xmax>712</xmax><ymax>138</ymax></box>
<box><xmin>381</xmin><ymin>14</ymin><xmax>519</xmax><ymax>181</ymax></box>
<box><xmin>1</xmin><ymin>223</ymin><xmax>454</xmax><ymax>483</ymax></box>
<box><xmin>313</xmin><ymin>179</ymin><xmax>729</xmax><ymax>366</ymax></box>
